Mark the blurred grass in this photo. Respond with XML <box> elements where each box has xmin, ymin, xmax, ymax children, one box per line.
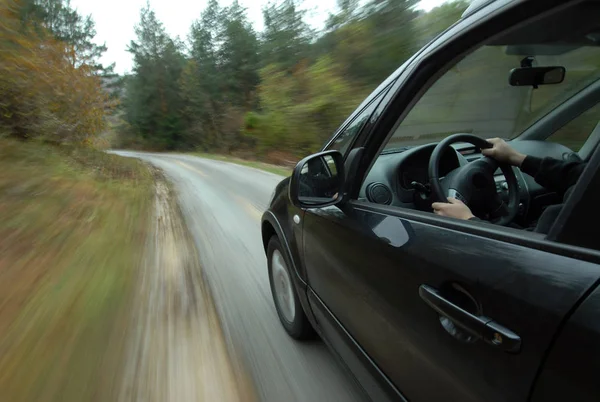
<box><xmin>192</xmin><ymin>152</ymin><xmax>292</xmax><ymax>177</ymax></box>
<box><xmin>0</xmin><ymin>139</ymin><xmax>153</xmax><ymax>401</ymax></box>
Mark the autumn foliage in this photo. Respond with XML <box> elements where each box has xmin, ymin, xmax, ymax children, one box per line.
<box><xmin>0</xmin><ymin>0</ymin><xmax>110</xmax><ymax>143</ymax></box>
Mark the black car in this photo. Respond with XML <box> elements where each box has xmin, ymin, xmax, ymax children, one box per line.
<box><xmin>261</xmin><ymin>1</ymin><xmax>600</xmax><ymax>401</ymax></box>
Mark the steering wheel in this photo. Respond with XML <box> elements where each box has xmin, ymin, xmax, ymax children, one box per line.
<box><xmin>428</xmin><ymin>134</ymin><xmax>519</xmax><ymax>226</ymax></box>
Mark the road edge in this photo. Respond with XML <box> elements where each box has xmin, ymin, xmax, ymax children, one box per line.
<box><xmin>117</xmin><ymin>167</ymin><xmax>257</xmax><ymax>401</ymax></box>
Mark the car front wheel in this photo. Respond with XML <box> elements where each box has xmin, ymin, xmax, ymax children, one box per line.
<box><xmin>267</xmin><ymin>236</ymin><xmax>314</xmax><ymax>339</ymax></box>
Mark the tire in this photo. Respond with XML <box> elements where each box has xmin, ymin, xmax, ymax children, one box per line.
<box><xmin>267</xmin><ymin>236</ymin><xmax>315</xmax><ymax>340</ymax></box>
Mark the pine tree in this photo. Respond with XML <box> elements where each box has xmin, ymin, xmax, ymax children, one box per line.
<box><xmin>25</xmin><ymin>0</ymin><xmax>114</xmax><ymax>75</ymax></box>
<box><xmin>261</xmin><ymin>0</ymin><xmax>312</xmax><ymax>70</ymax></box>
<box><xmin>219</xmin><ymin>0</ymin><xmax>260</xmax><ymax>108</ymax></box>
<box><xmin>125</xmin><ymin>4</ymin><xmax>185</xmax><ymax>149</ymax></box>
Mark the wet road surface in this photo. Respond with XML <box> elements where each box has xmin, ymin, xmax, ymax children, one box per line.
<box><xmin>115</xmin><ymin>151</ymin><xmax>366</xmax><ymax>402</ymax></box>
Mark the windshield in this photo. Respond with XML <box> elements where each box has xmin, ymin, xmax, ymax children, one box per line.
<box><xmin>385</xmin><ymin>44</ymin><xmax>600</xmax><ymax>150</ymax></box>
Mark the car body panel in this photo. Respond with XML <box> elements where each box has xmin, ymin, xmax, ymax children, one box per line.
<box><xmin>531</xmin><ymin>284</ymin><xmax>600</xmax><ymax>402</ymax></box>
<box><xmin>308</xmin><ymin>288</ymin><xmax>404</xmax><ymax>402</ymax></box>
<box><xmin>261</xmin><ymin>178</ymin><xmax>304</xmax><ymax>281</ymax></box>
<box><xmin>261</xmin><ymin>179</ymin><xmax>318</xmax><ymax>328</ymax></box>
<box><xmin>302</xmin><ymin>201</ymin><xmax>600</xmax><ymax>401</ymax></box>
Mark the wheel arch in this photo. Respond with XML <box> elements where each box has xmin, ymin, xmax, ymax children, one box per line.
<box><xmin>262</xmin><ymin>210</ymin><xmax>319</xmax><ymax>332</ymax></box>
<box><xmin>261</xmin><ymin>210</ymin><xmax>306</xmax><ymax>286</ymax></box>
<box><xmin>261</xmin><ymin>219</ymin><xmax>277</xmax><ymax>253</ymax></box>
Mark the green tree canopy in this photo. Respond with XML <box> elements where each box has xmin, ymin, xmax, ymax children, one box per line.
<box><xmin>119</xmin><ymin>0</ymin><xmax>468</xmax><ymax>159</ymax></box>
<box><xmin>125</xmin><ymin>4</ymin><xmax>185</xmax><ymax>149</ymax></box>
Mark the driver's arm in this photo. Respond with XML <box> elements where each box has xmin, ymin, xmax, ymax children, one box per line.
<box><xmin>520</xmin><ymin>156</ymin><xmax>585</xmax><ymax>196</ymax></box>
<box><xmin>483</xmin><ymin>138</ymin><xmax>585</xmax><ymax>196</ymax></box>
<box><xmin>432</xmin><ymin>138</ymin><xmax>587</xmax><ymax>221</ymax></box>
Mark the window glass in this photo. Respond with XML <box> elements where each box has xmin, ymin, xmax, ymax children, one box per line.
<box><xmin>548</xmin><ymin>102</ymin><xmax>600</xmax><ymax>151</ymax></box>
<box><xmin>384</xmin><ymin>45</ymin><xmax>600</xmax><ymax>151</ymax></box>
<box><xmin>329</xmin><ymin>93</ymin><xmax>383</xmax><ymax>155</ymax></box>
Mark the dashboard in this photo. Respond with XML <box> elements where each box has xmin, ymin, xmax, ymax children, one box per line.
<box><xmin>360</xmin><ymin>139</ymin><xmax>576</xmax><ymax>223</ymax></box>
<box><xmin>398</xmin><ymin>146</ymin><xmax>458</xmax><ymax>191</ymax></box>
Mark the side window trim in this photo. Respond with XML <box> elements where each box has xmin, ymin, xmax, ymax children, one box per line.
<box><xmin>519</xmin><ymin>78</ymin><xmax>600</xmax><ymax>143</ymax></box>
<box><xmin>547</xmin><ymin>100</ymin><xmax>600</xmax><ymax>154</ymax></box>
<box><xmin>547</xmin><ymin>143</ymin><xmax>600</xmax><ymax>250</ymax></box>
<box><xmin>579</xmin><ymin>120</ymin><xmax>600</xmax><ymax>160</ymax></box>
<box><xmin>352</xmin><ymin>199</ymin><xmax>600</xmax><ymax>263</ymax></box>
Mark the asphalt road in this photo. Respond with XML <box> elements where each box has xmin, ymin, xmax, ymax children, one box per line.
<box><xmin>114</xmin><ymin>151</ymin><xmax>366</xmax><ymax>402</ymax></box>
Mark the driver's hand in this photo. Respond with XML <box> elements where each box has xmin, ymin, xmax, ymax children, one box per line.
<box><xmin>482</xmin><ymin>138</ymin><xmax>526</xmax><ymax>167</ymax></box>
<box><xmin>432</xmin><ymin>198</ymin><xmax>475</xmax><ymax>220</ymax></box>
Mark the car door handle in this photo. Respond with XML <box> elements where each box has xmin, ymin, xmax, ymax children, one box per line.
<box><xmin>419</xmin><ymin>284</ymin><xmax>521</xmax><ymax>353</ymax></box>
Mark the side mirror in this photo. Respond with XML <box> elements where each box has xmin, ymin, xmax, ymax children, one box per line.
<box><xmin>289</xmin><ymin>150</ymin><xmax>345</xmax><ymax>208</ymax></box>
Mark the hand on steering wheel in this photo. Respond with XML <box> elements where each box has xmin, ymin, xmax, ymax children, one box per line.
<box><xmin>432</xmin><ymin>197</ymin><xmax>475</xmax><ymax>220</ymax></box>
<box><xmin>428</xmin><ymin>134</ymin><xmax>520</xmax><ymax>226</ymax></box>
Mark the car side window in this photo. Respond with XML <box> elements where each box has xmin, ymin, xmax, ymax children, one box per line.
<box><xmin>357</xmin><ymin>30</ymin><xmax>600</xmax><ymax>246</ymax></box>
<box><xmin>548</xmin><ymin>102</ymin><xmax>600</xmax><ymax>152</ymax></box>
<box><xmin>329</xmin><ymin>93</ymin><xmax>383</xmax><ymax>156</ymax></box>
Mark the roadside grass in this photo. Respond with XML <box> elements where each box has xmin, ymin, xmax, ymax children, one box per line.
<box><xmin>191</xmin><ymin>152</ymin><xmax>292</xmax><ymax>177</ymax></box>
<box><xmin>0</xmin><ymin>139</ymin><xmax>153</xmax><ymax>401</ymax></box>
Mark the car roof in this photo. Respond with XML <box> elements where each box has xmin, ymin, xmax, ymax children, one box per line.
<box><xmin>462</xmin><ymin>0</ymin><xmax>498</xmax><ymax>19</ymax></box>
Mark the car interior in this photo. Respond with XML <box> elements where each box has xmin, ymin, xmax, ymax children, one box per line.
<box><xmin>359</xmin><ymin>0</ymin><xmax>600</xmax><ymax>231</ymax></box>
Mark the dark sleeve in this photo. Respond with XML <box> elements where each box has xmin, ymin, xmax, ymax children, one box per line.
<box><xmin>520</xmin><ymin>156</ymin><xmax>586</xmax><ymax>195</ymax></box>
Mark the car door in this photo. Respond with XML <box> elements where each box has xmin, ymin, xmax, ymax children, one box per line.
<box><xmin>303</xmin><ymin>200</ymin><xmax>600</xmax><ymax>402</ymax></box>
<box><xmin>301</xmin><ymin>1</ymin><xmax>600</xmax><ymax>400</ymax></box>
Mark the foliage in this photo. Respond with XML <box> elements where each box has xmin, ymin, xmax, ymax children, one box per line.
<box><xmin>23</xmin><ymin>0</ymin><xmax>115</xmax><ymax>75</ymax></box>
<box><xmin>0</xmin><ymin>138</ymin><xmax>152</xmax><ymax>401</ymax></box>
<box><xmin>261</xmin><ymin>0</ymin><xmax>312</xmax><ymax>70</ymax></box>
<box><xmin>414</xmin><ymin>1</ymin><xmax>469</xmax><ymax>47</ymax></box>
<box><xmin>119</xmin><ymin>0</ymin><xmax>469</xmax><ymax>158</ymax></box>
<box><xmin>0</xmin><ymin>0</ymin><xmax>110</xmax><ymax>143</ymax></box>
<box><xmin>124</xmin><ymin>5</ymin><xmax>185</xmax><ymax>150</ymax></box>
<box><xmin>246</xmin><ymin>57</ymin><xmax>359</xmax><ymax>154</ymax></box>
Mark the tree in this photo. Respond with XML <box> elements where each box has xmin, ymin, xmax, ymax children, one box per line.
<box><xmin>0</xmin><ymin>0</ymin><xmax>109</xmax><ymax>143</ymax></box>
<box><xmin>118</xmin><ymin>0</ymin><xmax>472</xmax><ymax>157</ymax></box>
<box><xmin>125</xmin><ymin>4</ymin><xmax>185</xmax><ymax>149</ymax></box>
<box><xmin>182</xmin><ymin>0</ymin><xmax>225</xmax><ymax>150</ymax></box>
<box><xmin>219</xmin><ymin>0</ymin><xmax>260</xmax><ymax>108</ymax></box>
<box><xmin>179</xmin><ymin>0</ymin><xmax>260</xmax><ymax>152</ymax></box>
<box><xmin>261</xmin><ymin>0</ymin><xmax>312</xmax><ymax>70</ymax></box>
<box><xmin>313</xmin><ymin>0</ymin><xmax>419</xmax><ymax>90</ymax></box>
<box><xmin>247</xmin><ymin>57</ymin><xmax>357</xmax><ymax>156</ymax></box>
<box><xmin>325</xmin><ymin>0</ymin><xmax>360</xmax><ymax>31</ymax></box>
<box><xmin>414</xmin><ymin>1</ymin><xmax>469</xmax><ymax>46</ymax></box>
<box><xmin>24</xmin><ymin>0</ymin><xmax>114</xmax><ymax>75</ymax></box>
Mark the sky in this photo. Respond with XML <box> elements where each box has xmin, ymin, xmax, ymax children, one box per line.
<box><xmin>70</xmin><ymin>0</ymin><xmax>448</xmax><ymax>74</ymax></box>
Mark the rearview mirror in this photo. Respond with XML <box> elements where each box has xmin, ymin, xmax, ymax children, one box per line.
<box><xmin>289</xmin><ymin>150</ymin><xmax>345</xmax><ymax>208</ymax></box>
<box><xmin>509</xmin><ymin>66</ymin><xmax>565</xmax><ymax>87</ymax></box>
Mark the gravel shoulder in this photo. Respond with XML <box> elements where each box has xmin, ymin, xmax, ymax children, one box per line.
<box><xmin>118</xmin><ymin>172</ymin><xmax>255</xmax><ymax>402</ymax></box>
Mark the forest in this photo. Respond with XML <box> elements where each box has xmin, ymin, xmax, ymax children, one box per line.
<box><xmin>0</xmin><ymin>0</ymin><xmax>469</xmax><ymax>163</ymax></box>
<box><xmin>119</xmin><ymin>0</ymin><xmax>469</xmax><ymax>163</ymax></box>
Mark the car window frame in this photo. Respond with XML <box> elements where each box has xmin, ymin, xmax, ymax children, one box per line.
<box><xmin>322</xmin><ymin>84</ymin><xmax>393</xmax><ymax>157</ymax></box>
<box><xmin>343</xmin><ymin>0</ymin><xmax>600</xmax><ymax>259</ymax></box>
<box><xmin>546</xmin><ymin>100</ymin><xmax>600</xmax><ymax>153</ymax></box>
<box><xmin>518</xmin><ymin>78</ymin><xmax>600</xmax><ymax>145</ymax></box>
<box><xmin>546</xmin><ymin>142</ymin><xmax>600</xmax><ymax>250</ymax></box>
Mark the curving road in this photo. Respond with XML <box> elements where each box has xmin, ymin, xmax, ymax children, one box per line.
<box><xmin>114</xmin><ymin>151</ymin><xmax>366</xmax><ymax>402</ymax></box>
